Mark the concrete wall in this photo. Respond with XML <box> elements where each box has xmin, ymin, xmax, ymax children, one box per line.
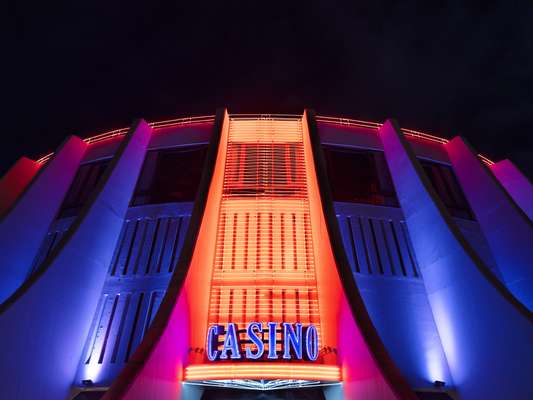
<box><xmin>74</xmin><ymin>202</ymin><xmax>193</xmax><ymax>387</ymax></box>
<box><xmin>447</xmin><ymin>137</ymin><xmax>533</xmax><ymax>310</ymax></box>
<box><xmin>0</xmin><ymin>137</ymin><xmax>87</xmax><ymax>303</ymax></box>
<box><xmin>379</xmin><ymin>120</ymin><xmax>533</xmax><ymax>400</ymax></box>
<box><xmin>490</xmin><ymin>159</ymin><xmax>533</xmax><ymax>221</ymax></box>
<box><xmin>0</xmin><ymin>156</ymin><xmax>41</xmax><ymax>217</ymax></box>
<box><xmin>0</xmin><ymin>120</ymin><xmax>151</xmax><ymax>400</ymax></box>
<box><xmin>334</xmin><ymin>203</ymin><xmax>452</xmax><ymax>390</ymax></box>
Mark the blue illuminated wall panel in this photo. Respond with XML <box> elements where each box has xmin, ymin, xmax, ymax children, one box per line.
<box><xmin>75</xmin><ymin>203</ymin><xmax>193</xmax><ymax>386</ymax></box>
<box><xmin>334</xmin><ymin>202</ymin><xmax>452</xmax><ymax>389</ymax></box>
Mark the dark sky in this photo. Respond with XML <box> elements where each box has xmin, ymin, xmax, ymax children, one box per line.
<box><xmin>5</xmin><ymin>1</ymin><xmax>533</xmax><ymax>178</ymax></box>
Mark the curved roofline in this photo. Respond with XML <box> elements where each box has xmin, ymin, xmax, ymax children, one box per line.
<box><xmin>35</xmin><ymin>115</ymin><xmax>216</xmax><ymax>164</ymax></box>
<box><xmin>316</xmin><ymin>115</ymin><xmax>494</xmax><ymax>165</ymax></box>
<box><xmin>35</xmin><ymin>113</ymin><xmax>494</xmax><ymax>165</ymax></box>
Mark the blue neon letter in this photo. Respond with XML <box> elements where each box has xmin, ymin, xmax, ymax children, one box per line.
<box><xmin>283</xmin><ymin>322</ymin><xmax>303</xmax><ymax>359</ymax></box>
<box><xmin>245</xmin><ymin>322</ymin><xmax>264</xmax><ymax>359</ymax></box>
<box><xmin>305</xmin><ymin>324</ymin><xmax>319</xmax><ymax>361</ymax></box>
<box><xmin>268</xmin><ymin>322</ymin><xmax>278</xmax><ymax>359</ymax></box>
<box><xmin>219</xmin><ymin>323</ymin><xmax>242</xmax><ymax>359</ymax></box>
<box><xmin>207</xmin><ymin>325</ymin><xmax>222</xmax><ymax>361</ymax></box>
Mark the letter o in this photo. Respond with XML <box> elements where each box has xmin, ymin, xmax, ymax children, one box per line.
<box><xmin>304</xmin><ymin>324</ymin><xmax>319</xmax><ymax>361</ymax></box>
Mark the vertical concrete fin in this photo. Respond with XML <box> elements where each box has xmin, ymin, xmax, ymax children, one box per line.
<box><xmin>0</xmin><ymin>119</ymin><xmax>152</xmax><ymax>400</ymax></box>
<box><xmin>379</xmin><ymin>119</ymin><xmax>533</xmax><ymax>400</ymax></box>
<box><xmin>490</xmin><ymin>159</ymin><xmax>533</xmax><ymax>221</ymax></box>
<box><xmin>0</xmin><ymin>156</ymin><xmax>41</xmax><ymax>217</ymax></box>
<box><xmin>0</xmin><ymin>136</ymin><xmax>87</xmax><ymax>303</ymax></box>
<box><xmin>305</xmin><ymin>110</ymin><xmax>418</xmax><ymax>400</ymax></box>
<box><xmin>447</xmin><ymin>137</ymin><xmax>533</xmax><ymax>310</ymax></box>
<box><xmin>102</xmin><ymin>109</ymin><xmax>227</xmax><ymax>400</ymax></box>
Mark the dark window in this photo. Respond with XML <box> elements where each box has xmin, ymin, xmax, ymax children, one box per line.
<box><xmin>420</xmin><ymin>160</ymin><xmax>473</xmax><ymax>219</ymax></box>
<box><xmin>323</xmin><ymin>146</ymin><xmax>398</xmax><ymax>207</ymax></box>
<box><xmin>132</xmin><ymin>145</ymin><xmax>207</xmax><ymax>206</ymax></box>
<box><xmin>59</xmin><ymin>159</ymin><xmax>110</xmax><ymax>218</ymax></box>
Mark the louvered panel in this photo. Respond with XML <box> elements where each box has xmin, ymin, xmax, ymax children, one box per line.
<box><xmin>159</xmin><ymin>218</ymin><xmax>179</xmax><ymax>274</ymax></box>
<box><xmin>82</xmin><ymin>295</ymin><xmax>106</xmax><ymax>366</ymax></box>
<box><xmin>109</xmin><ymin>293</ymin><xmax>131</xmax><ymax>364</ymax></box>
<box><xmin>399</xmin><ymin>221</ymin><xmax>419</xmax><ymax>277</ymax></box>
<box><xmin>137</xmin><ymin>219</ymin><xmax>158</xmax><ymax>275</ymax></box>
<box><xmin>371</xmin><ymin>219</ymin><xmax>394</xmax><ymax>275</ymax></box>
<box><xmin>336</xmin><ymin>212</ymin><xmax>421</xmax><ymax>279</ymax></box>
<box><xmin>124</xmin><ymin>219</ymin><xmax>148</xmax><ymax>275</ymax></box>
<box><xmin>347</xmin><ymin>218</ymin><xmax>362</xmax><ymax>273</ymax></box>
<box><xmin>224</xmin><ymin>143</ymin><xmax>307</xmax><ymax>197</ymax></box>
<box><xmin>121</xmin><ymin>292</ymin><xmax>146</xmax><ymax>363</ymax></box>
<box><xmin>170</xmin><ymin>216</ymin><xmax>190</xmax><ymax>272</ymax></box>
<box><xmin>74</xmin><ymin>204</ymin><xmax>193</xmax><ymax>385</ymax></box>
<box><xmin>98</xmin><ymin>294</ymin><xmax>130</xmax><ymax>365</ymax></box>
<box><xmin>351</xmin><ymin>217</ymin><xmax>371</xmax><ymax>274</ymax></box>
<box><xmin>108</xmin><ymin>222</ymin><xmax>128</xmax><ymax>276</ymax></box>
<box><xmin>147</xmin><ymin>218</ymin><xmax>170</xmax><ymax>274</ymax></box>
<box><xmin>106</xmin><ymin>216</ymin><xmax>190</xmax><ymax>277</ymax></box>
<box><xmin>360</xmin><ymin>217</ymin><xmax>378</xmax><ymax>274</ymax></box>
<box><xmin>145</xmin><ymin>291</ymin><xmax>164</xmax><ymax>328</ymax></box>
<box><xmin>83</xmin><ymin>289</ymin><xmax>168</xmax><ymax>369</ymax></box>
<box><xmin>111</xmin><ymin>220</ymin><xmax>137</xmax><ymax>276</ymax></box>
<box><xmin>382</xmin><ymin>220</ymin><xmax>399</xmax><ymax>275</ymax></box>
<box><xmin>124</xmin><ymin>291</ymin><xmax>150</xmax><ymax>362</ymax></box>
<box><xmin>84</xmin><ymin>294</ymin><xmax>118</xmax><ymax>365</ymax></box>
<box><xmin>144</xmin><ymin>218</ymin><xmax>163</xmax><ymax>275</ymax></box>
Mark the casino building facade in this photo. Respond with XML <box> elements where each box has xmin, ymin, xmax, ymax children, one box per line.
<box><xmin>0</xmin><ymin>110</ymin><xmax>532</xmax><ymax>400</ymax></box>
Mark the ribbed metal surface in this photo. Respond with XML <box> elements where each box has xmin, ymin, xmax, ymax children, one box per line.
<box><xmin>337</xmin><ymin>213</ymin><xmax>419</xmax><ymax>277</ymax></box>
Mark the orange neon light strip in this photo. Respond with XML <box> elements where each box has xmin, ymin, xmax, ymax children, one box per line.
<box><xmin>35</xmin><ymin>115</ymin><xmax>215</xmax><ymax>164</ymax></box>
<box><xmin>316</xmin><ymin>114</ymin><xmax>495</xmax><ymax>165</ymax></box>
<box><xmin>35</xmin><ymin>113</ymin><xmax>494</xmax><ymax>165</ymax></box>
<box><xmin>185</xmin><ymin>363</ymin><xmax>341</xmax><ymax>381</ymax></box>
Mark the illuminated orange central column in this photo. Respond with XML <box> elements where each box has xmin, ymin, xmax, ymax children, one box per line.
<box><xmin>105</xmin><ymin>111</ymin><xmax>410</xmax><ymax>400</ymax></box>
<box><xmin>185</xmin><ymin>116</ymin><xmax>340</xmax><ymax>382</ymax></box>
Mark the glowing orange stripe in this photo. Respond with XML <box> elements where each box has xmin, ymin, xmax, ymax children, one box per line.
<box><xmin>36</xmin><ymin>113</ymin><xmax>494</xmax><ymax>166</ymax></box>
<box><xmin>36</xmin><ymin>115</ymin><xmax>216</xmax><ymax>164</ymax></box>
<box><xmin>316</xmin><ymin>114</ymin><xmax>494</xmax><ymax>165</ymax></box>
<box><xmin>184</xmin><ymin>363</ymin><xmax>341</xmax><ymax>381</ymax></box>
<box><xmin>477</xmin><ymin>154</ymin><xmax>495</xmax><ymax>165</ymax></box>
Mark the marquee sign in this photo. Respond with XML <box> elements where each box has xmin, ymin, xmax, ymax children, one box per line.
<box><xmin>207</xmin><ymin>322</ymin><xmax>319</xmax><ymax>361</ymax></box>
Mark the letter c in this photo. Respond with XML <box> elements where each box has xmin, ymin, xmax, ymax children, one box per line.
<box><xmin>207</xmin><ymin>325</ymin><xmax>222</xmax><ymax>361</ymax></box>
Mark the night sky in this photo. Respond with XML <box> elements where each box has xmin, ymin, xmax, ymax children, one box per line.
<box><xmin>5</xmin><ymin>1</ymin><xmax>533</xmax><ymax>178</ymax></box>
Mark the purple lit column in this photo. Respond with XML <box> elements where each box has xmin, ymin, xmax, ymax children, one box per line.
<box><xmin>379</xmin><ymin>119</ymin><xmax>533</xmax><ymax>400</ymax></box>
<box><xmin>490</xmin><ymin>159</ymin><xmax>533</xmax><ymax>221</ymax></box>
<box><xmin>0</xmin><ymin>120</ymin><xmax>151</xmax><ymax>400</ymax></box>
<box><xmin>447</xmin><ymin>137</ymin><xmax>533</xmax><ymax>310</ymax></box>
<box><xmin>0</xmin><ymin>137</ymin><xmax>87</xmax><ymax>303</ymax></box>
<box><xmin>0</xmin><ymin>156</ymin><xmax>41</xmax><ymax>217</ymax></box>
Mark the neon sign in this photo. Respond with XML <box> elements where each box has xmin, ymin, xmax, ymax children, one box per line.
<box><xmin>207</xmin><ymin>322</ymin><xmax>319</xmax><ymax>361</ymax></box>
